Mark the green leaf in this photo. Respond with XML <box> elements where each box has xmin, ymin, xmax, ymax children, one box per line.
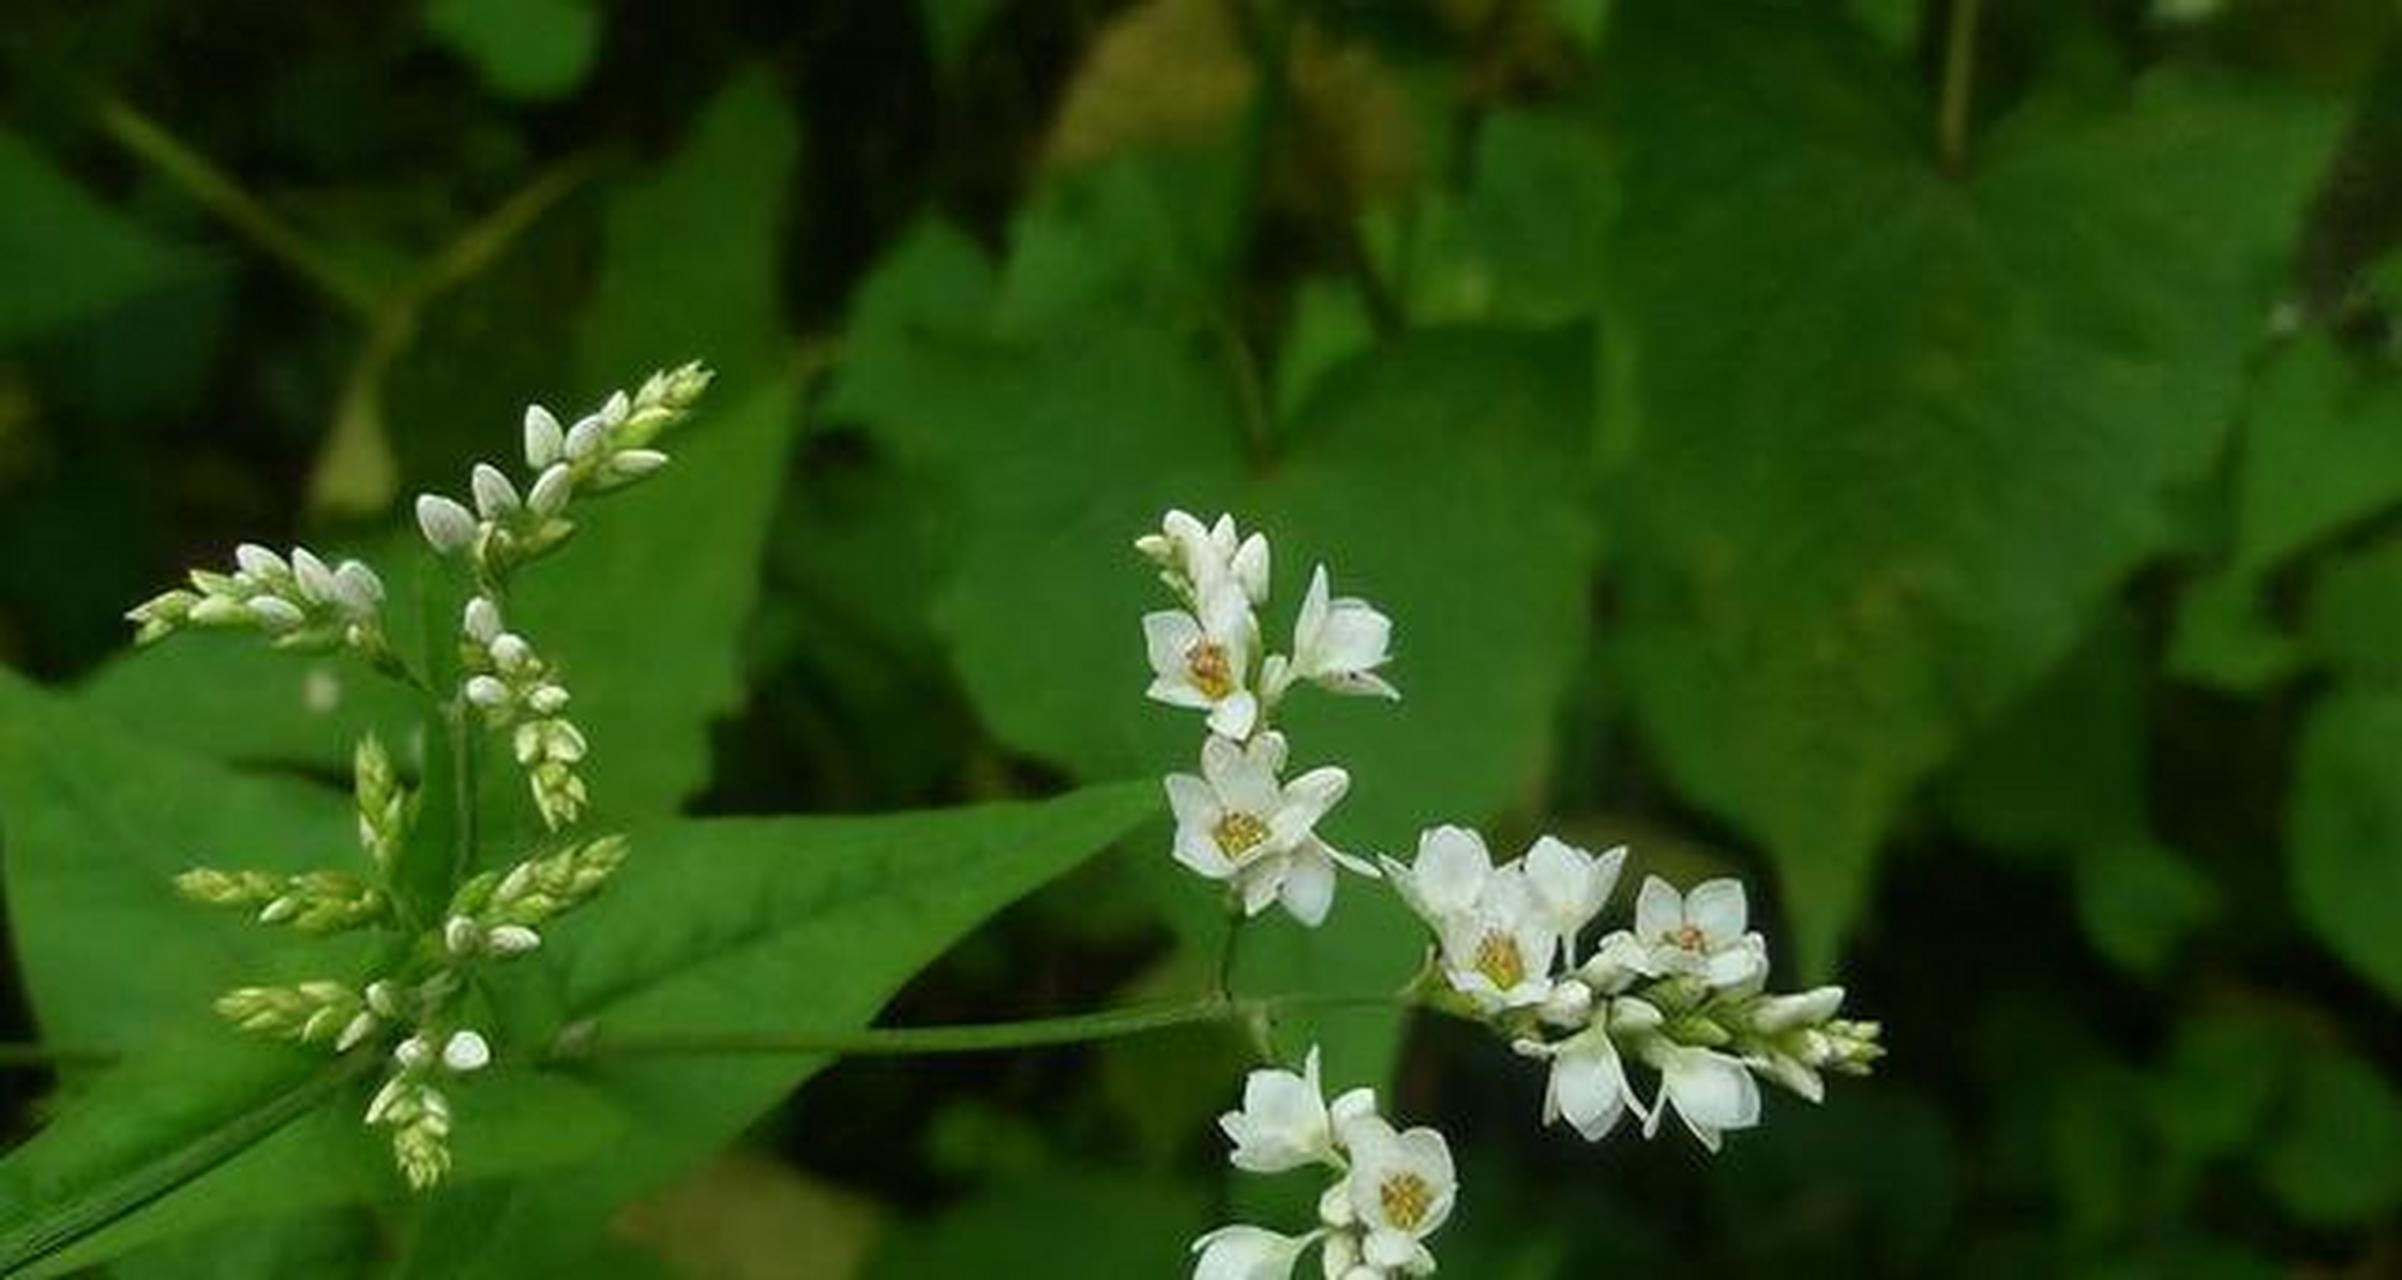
<box><xmin>2145</xmin><ymin>1010</ymin><xmax>2292</xmax><ymax>1163</ymax></box>
<box><xmin>919</xmin><ymin>0</ymin><xmax>1003</xmax><ymax>74</ymax></box>
<box><xmin>2224</xmin><ymin>336</ymin><xmax>2402</xmax><ymax>578</ymax></box>
<box><xmin>2286</xmin><ymin>686</ymin><xmax>2402</xmax><ymax>1001</ymax></box>
<box><xmin>0</xmin><ymin>129</ymin><xmax>221</xmax><ymax>344</ymax></box>
<box><xmin>2071</xmin><ymin>839</ymin><xmax>2217</xmax><ymax>979</ymax></box>
<box><xmin>2257</xmin><ymin>1045</ymin><xmax>2402</xmax><ymax>1225</ymax></box>
<box><xmin>863</xmin><ymin>1169</ymin><xmax>1206</xmax><ymax>1278</ymax></box>
<box><xmin>423</xmin><ymin>0</ymin><xmax>603</xmax><ymax>102</ymax></box>
<box><xmin>390</xmin><ymin>782</ymin><xmax>1161</xmax><ymax>1275</ymax></box>
<box><xmin>2304</xmin><ymin>532</ymin><xmax>2402</xmax><ymax>685</ymax></box>
<box><xmin>1602</xmin><ymin>3</ymin><xmax>2335</xmax><ymax>972</ymax></box>
<box><xmin>832</xmin><ymin>211</ymin><xmax>1598</xmax><ymax>1078</ymax></box>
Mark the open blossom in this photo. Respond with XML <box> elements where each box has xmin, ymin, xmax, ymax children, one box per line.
<box><xmin>1384</xmin><ymin>827</ymin><xmax>1600</xmax><ymax>1013</ymax></box>
<box><xmin>1166</xmin><ymin>733</ymin><xmax>1370</xmax><ymax>926</ymax></box>
<box><xmin>1617</xmin><ymin>876</ymin><xmax>1768</xmax><ymax>989</ymax></box>
<box><xmin>1196</xmin><ymin>1046</ymin><xmax>1456</xmax><ymax>1280</ymax></box>
<box><xmin>1515</xmin><ymin>997</ymin><xmax>1656</xmax><ymax>1142</ymax></box>
<box><xmin>1264</xmin><ymin>566</ymin><xmax>1398</xmax><ymax>703</ymax></box>
<box><xmin>1145</xmin><ymin>581</ymin><xmax>1263</xmax><ymax>739</ymax></box>
<box><xmin>1642</xmin><ymin>1041</ymin><xmax>1763</xmax><ymax>1153</ymax></box>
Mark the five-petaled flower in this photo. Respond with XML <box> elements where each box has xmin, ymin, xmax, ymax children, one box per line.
<box><xmin>1165</xmin><ymin>733</ymin><xmax>1372</xmax><ymax>926</ymax></box>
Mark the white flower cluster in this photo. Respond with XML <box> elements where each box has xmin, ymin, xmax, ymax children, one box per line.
<box><xmin>1139</xmin><ymin>511</ymin><xmax>1397</xmax><ymax>925</ymax></box>
<box><xmin>127</xmin><ymin>543</ymin><xmax>387</xmax><ymax>658</ymax></box>
<box><xmin>141</xmin><ymin>364</ymin><xmax>709</xmax><ymax>1189</ymax></box>
<box><xmin>1387</xmin><ymin>827</ymin><xmax>1882</xmax><ymax>1151</ymax></box>
<box><xmin>1195</xmin><ymin>1047</ymin><xmax>1457</xmax><ymax>1280</ymax></box>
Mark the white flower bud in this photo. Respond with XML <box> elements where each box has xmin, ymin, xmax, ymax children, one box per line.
<box><xmin>528</xmin><ymin>462</ymin><xmax>574</xmax><ymax>517</ymax></box>
<box><xmin>441</xmin><ymin>1030</ymin><xmax>492</xmax><ymax>1073</ymax></box>
<box><xmin>247</xmin><ymin>597</ymin><xmax>306</xmax><ymax>631</ymax></box>
<box><xmin>563</xmin><ymin>416</ymin><xmax>608</xmax><ymax>461</ymax></box>
<box><xmin>608</xmin><ymin>449</ymin><xmax>669</xmax><ymax>480</ymax></box>
<box><xmin>489</xmin><ymin>633</ymin><xmax>533</xmax><ymax>672</ymax></box>
<box><xmin>526</xmin><ymin>683</ymin><xmax>570</xmax><ymax>715</ymax></box>
<box><xmin>332</xmin><ymin>561</ymin><xmax>384</xmax><ymax>616</ymax></box>
<box><xmin>487</xmin><ymin>924</ymin><xmax>541</xmax><ymax>956</ymax></box>
<box><xmin>394</xmin><ymin>1035</ymin><xmax>435</xmax><ymax>1071</ymax></box>
<box><xmin>471</xmin><ymin>464</ymin><xmax>521</xmax><ymax>520</ymax></box>
<box><xmin>416</xmin><ymin>495</ymin><xmax>478</xmax><ymax>554</ymax></box>
<box><xmin>289</xmin><ymin>548</ymin><xmax>337</xmax><ymax>604</ymax></box>
<box><xmin>365</xmin><ymin>979</ymin><xmax>404</xmax><ymax>1017</ymax></box>
<box><xmin>235</xmin><ymin>543</ymin><xmax>287</xmax><ymax>581</ymax></box>
<box><xmin>190</xmin><ymin>595</ymin><xmax>247</xmax><ymax>625</ymax></box>
<box><xmin>443</xmin><ymin>915</ymin><xmax>482</xmax><ymax>956</ymax></box>
<box><xmin>463</xmin><ymin>596</ymin><xmax>503</xmax><ymax>643</ymax></box>
<box><xmin>598</xmin><ymin>390</ymin><xmax>630</xmax><ymax>426</ymax></box>
<box><xmin>336</xmin><ymin>1010</ymin><xmax>379</xmax><ymax>1052</ymax></box>
<box><xmin>523</xmin><ymin>405</ymin><xmax>566</xmax><ymax>468</ymax></box>
<box><xmin>465</xmin><ymin>675</ymin><xmax>510</xmax><ymax>709</ymax></box>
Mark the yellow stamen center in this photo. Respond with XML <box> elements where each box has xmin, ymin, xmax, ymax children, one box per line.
<box><xmin>1472</xmin><ymin>931</ymin><xmax>1526</xmax><ymax>990</ymax></box>
<box><xmin>1186</xmin><ymin>641</ymin><xmax>1235</xmax><ymax>700</ymax></box>
<box><xmin>1380</xmin><ymin>1172</ymin><xmax>1434</xmax><ymax>1231</ymax></box>
<box><xmin>1666</xmin><ymin>922</ymin><xmax>1709</xmax><ymax>952</ymax></box>
<box><xmin>1213</xmin><ymin>811</ymin><xmax>1270</xmax><ymax>861</ymax></box>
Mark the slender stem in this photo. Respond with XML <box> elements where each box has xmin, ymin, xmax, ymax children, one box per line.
<box><xmin>1215</xmin><ymin>912</ymin><xmax>1246</xmax><ymax>999</ymax></box>
<box><xmin>448</xmin><ymin>701</ymin><xmax>479</xmax><ymax>887</ymax></box>
<box><xmin>95</xmin><ymin>96</ymin><xmax>383</xmax><ymax>317</ymax></box>
<box><xmin>0</xmin><ymin>1042</ymin><xmax>119</xmax><ymax>1069</ymax></box>
<box><xmin>1937</xmin><ymin>0</ymin><xmax>1983</xmax><ymax>177</ymax></box>
<box><xmin>577</xmin><ymin>991</ymin><xmax>1421</xmax><ymax>1062</ymax></box>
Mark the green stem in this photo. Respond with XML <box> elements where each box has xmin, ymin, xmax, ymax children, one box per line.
<box><xmin>577</xmin><ymin>991</ymin><xmax>1419</xmax><ymax>1061</ymax></box>
<box><xmin>1215</xmin><ymin>913</ymin><xmax>1246</xmax><ymax>999</ymax></box>
<box><xmin>448</xmin><ymin>701</ymin><xmax>479</xmax><ymax>889</ymax></box>
<box><xmin>0</xmin><ymin>1042</ymin><xmax>119</xmax><ymax>1070</ymax></box>
<box><xmin>95</xmin><ymin>96</ymin><xmax>383</xmax><ymax>317</ymax></box>
<box><xmin>1937</xmin><ymin>0</ymin><xmax>1982</xmax><ymax>176</ymax></box>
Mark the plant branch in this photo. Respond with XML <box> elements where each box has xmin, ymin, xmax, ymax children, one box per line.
<box><xmin>448</xmin><ymin>701</ymin><xmax>479</xmax><ymax>889</ymax></box>
<box><xmin>574</xmin><ymin>990</ymin><xmax>1432</xmax><ymax>1062</ymax></box>
<box><xmin>1938</xmin><ymin>0</ymin><xmax>1983</xmax><ymax>177</ymax></box>
<box><xmin>95</xmin><ymin>96</ymin><xmax>383</xmax><ymax>317</ymax></box>
<box><xmin>0</xmin><ymin>1042</ymin><xmax>120</xmax><ymax>1070</ymax></box>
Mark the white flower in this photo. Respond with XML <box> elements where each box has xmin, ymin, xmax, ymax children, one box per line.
<box><xmin>1139</xmin><ymin>509</ymin><xmax>1271</xmax><ymax>606</ymax></box>
<box><xmin>1164</xmin><ymin>733</ymin><xmax>1366</xmax><ymax>925</ymax></box>
<box><xmin>524</xmin><ymin>404</ymin><xmax>566</xmax><ymax>468</ymax></box>
<box><xmin>1218</xmin><ymin>1046</ymin><xmax>1374</xmax><ymax>1173</ymax></box>
<box><xmin>1272</xmin><ymin>566</ymin><xmax>1397</xmax><ymax>701</ymax></box>
<box><xmin>1642</xmin><ymin>1042</ymin><xmax>1761</xmax><ymax>1152</ymax></box>
<box><xmin>1515</xmin><ymin>997</ymin><xmax>1656</xmax><ymax>1142</ymax></box>
<box><xmin>1191</xmin><ymin>1226</ymin><xmax>1315</xmax><ymax>1280</ymax></box>
<box><xmin>1145</xmin><ymin>581</ymin><xmax>1263</xmax><ymax>739</ymax></box>
<box><xmin>1521</xmin><ymin>837</ymin><xmax>1625</xmax><ymax>958</ymax></box>
<box><xmin>1383</xmin><ymin>827</ymin><xmax>1559</xmax><ymax>1012</ymax></box>
<box><xmin>1337</xmin><ymin>1114</ymin><xmax>1456</xmax><ymax>1276</ymax></box>
<box><xmin>441</xmin><ymin>1029</ymin><xmax>492</xmax><ymax>1073</ymax></box>
<box><xmin>471</xmin><ymin>463</ymin><xmax>521</xmax><ymax>520</ymax></box>
<box><xmin>1624</xmin><ymin>875</ymin><xmax>1767</xmax><ymax>989</ymax></box>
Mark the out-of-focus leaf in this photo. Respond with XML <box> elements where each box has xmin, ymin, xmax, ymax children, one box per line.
<box><xmin>2225</xmin><ymin>336</ymin><xmax>2402</xmax><ymax>577</ymax></box>
<box><xmin>919</xmin><ymin>0</ymin><xmax>1002</xmax><ymax>74</ymax></box>
<box><xmin>2286</xmin><ymin>686</ymin><xmax>2402</xmax><ymax>1001</ymax></box>
<box><xmin>862</xmin><ymin>1169</ymin><xmax>1206</xmax><ymax>1279</ymax></box>
<box><xmin>2257</xmin><ymin>1045</ymin><xmax>2402</xmax><ymax>1225</ymax></box>
<box><xmin>2072</xmin><ymin>838</ymin><xmax>2217</xmax><ymax>978</ymax></box>
<box><xmin>2168</xmin><ymin>571</ymin><xmax>2302</xmax><ymax>692</ymax></box>
<box><xmin>1940</xmin><ymin>613</ymin><xmax>2148</xmax><ymax>857</ymax></box>
<box><xmin>391</xmin><ymin>782</ymin><xmax>1160</xmax><ymax>1276</ymax></box>
<box><xmin>0</xmin><ymin>130</ymin><xmax>221</xmax><ymax>344</ymax></box>
<box><xmin>1603</xmin><ymin>2</ymin><xmax>2335</xmax><ymax>973</ymax></box>
<box><xmin>2145</xmin><ymin>1010</ymin><xmax>2292</xmax><ymax>1162</ymax></box>
<box><xmin>2304</xmin><ymin>532</ymin><xmax>2402</xmax><ymax>684</ymax></box>
<box><xmin>423</xmin><ymin>0</ymin><xmax>603</xmax><ymax>102</ymax></box>
<box><xmin>1715</xmin><ymin>1089</ymin><xmax>1960</xmax><ymax>1274</ymax></box>
<box><xmin>832</xmin><ymin>211</ymin><xmax>1597</xmax><ymax>1080</ymax></box>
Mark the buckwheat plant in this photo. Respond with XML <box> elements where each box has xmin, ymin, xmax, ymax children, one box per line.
<box><xmin>129</xmin><ymin>361</ymin><xmax>712</xmax><ymax>1189</ymax></box>
<box><xmin>1139</xmin><ymin>510</ymin><xmax>1883</xmax><ymax>1278</ymax></box>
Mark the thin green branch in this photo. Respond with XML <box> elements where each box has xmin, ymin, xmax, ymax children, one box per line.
<box><xmin>95</xmin><ymin>96</ymin><xmax>383</xmax><ymax>316</ymax></box>
<box><xmin>1938</xmin><ymin>0</ymin><xmax>1983</xmax><ymax>176</ymax></box>
<box><xmin>576</xmin><ymin>991</ymin><xmax>1427</xmax><ymax>1062</ymax></box>
<box><xmin>448</xmin><ymin>701</ymin><xmax>479</xmax><ymax>889</ymax></box>
<box><xmin>0</xmin><ymin>1042</ymin><xmax>120</xmax><ymax>1070</ymax></box>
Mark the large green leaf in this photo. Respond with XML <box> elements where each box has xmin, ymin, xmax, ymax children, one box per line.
<box><xmin>0</xmin><ymin>130</ymin><xmax>222</xmax><ymax>345</ymax></box>
<box><xmin>1602</xmin><ymin>2</ymin><xmax>2335</xmax><ymax>971</ymax></box>
<box><xmin>830</xmin><ymin>209</ymin><xmax>1598</xmax><ymax>1080</ymax></box>
<box><xmin>390</xmin><ymin>781</ymin><xmax>1161</xmax><ymax>1275</ymax></box>
<box><xmin>2286</xmin><ymin>686</ymin><xmax>2402</xmax><ymax>1002</ymax></box>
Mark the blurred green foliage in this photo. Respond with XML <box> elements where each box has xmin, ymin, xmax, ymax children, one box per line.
<box><xmin>5</xmin><ymin>0</ymin><xmax>2402</xmax><ymax>1274</ymax></box>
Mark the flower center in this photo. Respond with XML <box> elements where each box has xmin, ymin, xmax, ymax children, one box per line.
<box><xmin>1212</xmin><ymin>811</ymin><xmax>1270</xmax><ymax>861</ymax></box>
<box><xmin>1379</xmin><ymin>1172</ymin><xmax>1434</xmax><ymax>1232</ymax></box>
<box><xmin>1472</xmin><ymin>931</ymin><xmax>1526</xmax><ymax>990</ymax></box>
<box><xmin>1185</xmin><ymin>641</ymin><xmax>1235</xmax><ymax>700</ymax></box>
<box><xmin>1665</xmin><ymin>922</ymin><xmax>1709</xmax><ymax>953</ymax></box>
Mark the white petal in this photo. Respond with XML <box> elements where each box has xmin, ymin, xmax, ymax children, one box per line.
<box><xmin>470</xmin><ymin>463</ymin><xmax>520</xmax><ymax>520</ymax></box>
<box><xmin>1311</xmin><ymin>598</ymin><xmax>1391</xmax><ymax>674</ymax></box>
<box><xmin>1191</xmin><ymin>1225</ymin><xmax>1310</xmax><ymax>1280</ymax></box>
<box><xmin>1165</xmin><ymin>772</ymin><xmax>1220</xmax><ymax>831</ymax></box>
<box><xmin>1524</xmin><ymin>835</ymin><xmax>1597</xmax><ymax>927</ymax></box>
<box><xmin>1633</xmin><ymin>875</ymin><xmax>1683</xmax><ymax>942</ymax></box>
<box><xmin>1237</xmin><ymin>856</ymin><xmax>1287</xmax><ymax>916</ymax></box>
<box><xmin>1144</xmin><ymin>610</ymin><xmax>1205</xmax><ymax>676</ymax></box>
<box><xmin>1278</xmin><ymin>843</ymin><xmax>1337</xmax><ymax>927</ymax></box>
<box><xmin>1686</xmin><ymin>878</ymin><xmax>1749</xmax><ymax>944</ymax></box>
<box><xmin>415</xmin><ymin>495</ymin><xmax>477</xmax><ymax>553</ymax></box>
<box><xmin>1412</xmin><ymin>826</ymin><xmax>1493</xmax><ymax>918</ymax></box>
<box><xmin>1208</xmin><ymin>690</ymin><xmax>1260</xmax><ymax>740</ymax></box>
<box><xmin>289</xmin><ymin>548</ymin><xmax>337</xmax><ymax>602</ymax></box>
<box><xmin>528</xmin><ymin>462</ymin><xmax>574</xmax><ymax>517</ymax></box>
<box><xmin>441</xmin><ymin>1030</ymin><xmax>492</xmax><ymax>1073</ymax></box>
<box><xmin>1663</xmin><ymin>1046</ymin><xmax>1760</xmax><ymax>1133</ymax></box>
<box><xmin>1293</xmin><ymin>565</ymin><xmax>1331</xmax><ymax>657</ymax></box>
<box><xmin>1232</xmin><ymin>533</ymin><xmax>1271</xmax><ymax>604</ymax></box>
<box><xmin>1552</xmin><ymin>1037</ymin><xmax>1631</xmax><ymax>1141</ymax></box>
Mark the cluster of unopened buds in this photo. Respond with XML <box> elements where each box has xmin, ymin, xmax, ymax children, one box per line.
<box><xmin>1141</xmin><ymin>511</ymin><xmax>1883</xmax><ymax>1277</ymax></box>
<box><xmin>131</xmin><ymin>363</ymin><xmax>711</xmax><ymax>1188</ymax></box>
